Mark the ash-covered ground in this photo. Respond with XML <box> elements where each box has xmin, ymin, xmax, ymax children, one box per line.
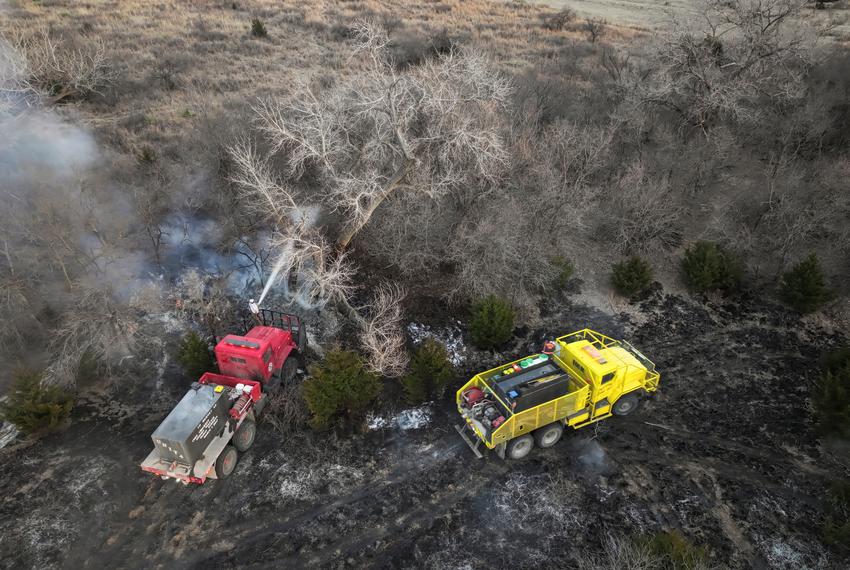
<box><xmin>1</xmin><ymin>290</ymin><xmax>848</xmax><ymax>569</ymax></box>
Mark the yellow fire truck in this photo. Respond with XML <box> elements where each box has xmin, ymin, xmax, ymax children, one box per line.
<box><xmin>455</xmin><ymin>329</ymin><xmax>660</xmax><ymax>459</ymax></box>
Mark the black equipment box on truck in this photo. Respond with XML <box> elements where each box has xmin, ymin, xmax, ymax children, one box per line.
<box><xmin>151</xmin><ymin>382</ymin><xmax>231</xmax><ymax>465</ymax></box>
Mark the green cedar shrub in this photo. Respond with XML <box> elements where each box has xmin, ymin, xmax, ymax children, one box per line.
<box><xmin>640</xmin><ymin>530</ymin><xmax>709</xmax><ymax>570</ymax></box>
<box><xmin>822</xmin><ymin>480</ymin><xmax>850</xmax><ymax>552</ymax></box>
<box><xmin>75</xmin><ymin>350</ymin><xmax>103</xmax><ymax>387</ymax></box>
<box><xmin>1</xmin><ymin>370</ymin><xmax>74</xmax><ymax>435</ymax></box>
<box><xmin>612</xmin><ymin>256</ymin><xmax>653</xmax><ymax>297</ymax></box>
<box><xmin>303</xmin><ymin>350</ymin><xmax>381</xmax><ymax>430</ymax></box>
<box><xmin>177</xmin><ymin>331</ymin><xmax>214</xmax><ymax>379</ymax></box>
<box><xmin>815</xmin><ymin>350</ymin><xmax>850</xmax><ymax>439</ymax></box>
<box><xmin>681</xmin><ymin>241</ymin><xmax>742</xmax><ymax>293</ymax></box>
<box><xmin>251</xmin><ymin>17</ymin><xmax>268</xmax><ymax>38</ymax></box>
<box><xmin>780</xmin><ymin>253</ymin><xmax>834</xmax><ymax>313</ymax></box>
<box><xmin>550</xmin><ymin>255</ymin><xmax>575</xmax><ymax>290</ymax></box>
<box><xmin>469</xmin><ymin>295</ymin><xmax>515</xmax><ymax>350</ymax></box>
<box><xmin>401</xmin><ymin>339</ymin><xmax>454</xmax><ymax>404</ymax></box>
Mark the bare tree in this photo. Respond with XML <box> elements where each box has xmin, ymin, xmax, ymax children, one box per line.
<box><xmin>252</xmin><ymin>21</ymin><xmax>511</xmax><ymax>250</ymax></box>
<box><xmin>175</xmin><ymin>269</ymin><xmax>235</xmax><ymax>339</ymax></box>
<box><xmin>2</xmin><ymin>27</ymin><xmax>117</xmax><ymax>105</ymax></box>
<box><xmin>132</xmin><ymin>185</ymin><xmax>170</xmax><ymax>269</ymax></box>
<box><xmin>643</xmin><ymin>0</ymin><xmax>814</xmax><ymax>135</ymax></box>
<box><xmin>263</xmin><ymin>380</ymin><xmax>310</xmax><ymax>434</ymax></box>
<box><xmin>44</xmin><ymin>286</ymin><xmax>150</xmax><ymax>387</ymax></box>
<box><xmin>228</xmin><ymin>139</ymin><xmax>357</xmax><ymax>308</ymax></box>
<box><xmin>228</xmin><ymin>23</ymin><xmax>511</xmax><ymax>372</ymax></box>
<box><xmin>584</xmin><ymin>18</ymin><xmax>608</xmax><ymax>44</ymax></box>
<box><xmin>609</xmin><ymin>162</ymin><xmax>683</xmax><ymax>254</ymax></box>
<box><xmin>360</xmin><ymin>283</ymin><xmax>408</xmax><ymax>377</ymax></box>
<box><xmin>543</xmin><ymin>9</ymin><xmax>578</xmax><ymax>31</ymax></box>
<box><xmin>0</xmin><ymin>275</ymin><xmax>39</xmax><ymax>346</ymax></box>
<box><xmin>448</xmin><ymin>195</ymin><xmax>555</xmax><ymax>322</ymax></box>
<box><xmin>0</xmin><ymin>37</ymin><xmax>37</xmax><ymax>112</ymax></box>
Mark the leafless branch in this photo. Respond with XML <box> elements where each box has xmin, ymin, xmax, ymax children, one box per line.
<box><xmin>360</xmin><ymin>282</ymin><xmax>408</xmax><ymax>377</ymax></box>
<box><xmin>4</xmin><ymin>28</ymin><xmax>118</xmax><ymax>105</ymax></box>
<box><xmin>43</xmin><ymin>286</ymin><xmax>147</xmax><ymax>387</ymax></box>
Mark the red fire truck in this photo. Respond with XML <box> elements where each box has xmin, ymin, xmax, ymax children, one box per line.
<box><xmin>141</xmin><ymin>308</ymin><xmax>306</xmax><ymax>484</ymax></box>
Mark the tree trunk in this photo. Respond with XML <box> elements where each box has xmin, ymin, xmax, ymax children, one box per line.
<box><xmin>336</xmin><ymin>159</ymin><xmax>414</xmax><ymax>251</ymax></box>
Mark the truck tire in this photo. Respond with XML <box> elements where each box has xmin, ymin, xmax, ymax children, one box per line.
<box><xmin>282</xmin><ymin>357</ymin><xmax>298</xmax><ymax>383</ymax></box>
<box><xmin>233</xmin><ymin>420</ymin><xmax>256</xmax><ymax>452</ymax></box>
<box><xmin>265</xmin><ymin>374</ymin><xmax>281</xmax><ymax>394</ymax></box>
<box><xmin>533</xmin><ymin>422</ymin><xmax>564</xmax><ymax>448</ymax></box>
<box><xmin>506</xmin><ymin>434</ymin><xmax>534</xmax><ymax>460</ymax></box>
<box><xmin>215</xmin><ymin>445</ymin><xmax>238</xmax><ymax>479</ymax></box>
<box><xmin>612</xmin><ymin>393</ymin><xmax>640</xmax><ymax>416</ymax></box>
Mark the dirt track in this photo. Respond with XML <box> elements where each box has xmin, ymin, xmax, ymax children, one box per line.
<box><xmin>530</xmin><ymin>0</ymin><xmax>695</xmax><ymax>30</ymax></box>
<box><xmin>2</xmin><ymin>289</ymin><xmax>848</xmax><ymax>569</ymax></box>
<box><xmin>525</xmin><ymin>0</ymin><xmax>850</xmax><ymax>41</ymax></box>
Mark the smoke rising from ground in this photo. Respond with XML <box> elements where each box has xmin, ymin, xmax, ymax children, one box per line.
<box><xmin>0</xmin><ymin>36</ymin><xmax>160</xmax><ymax>387</ymax></box>
<box><xmin>1</xmin><ymin>111</ymin><xmax>98</xmax><ymax>182</ymax></box>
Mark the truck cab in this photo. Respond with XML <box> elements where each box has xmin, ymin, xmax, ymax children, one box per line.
<box><xmin>553</xmin><ymin>333</ymin><xmax>655</xmax><ymax>418</ymax></box>
<box><xmin>215</xmin><ymin>309</ymin><xmax>306</xmax><ymax>389</ymax></box>
<box><xmin>455</xmin><ymin>329</ymin><xmax>660</xmax><ymax>460</ymax></box>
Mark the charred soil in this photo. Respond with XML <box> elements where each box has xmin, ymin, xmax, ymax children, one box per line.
<box><xmin>1</xmin><ymin>291</ymin><xmax>848</xmax><ymax>569</ymax></box>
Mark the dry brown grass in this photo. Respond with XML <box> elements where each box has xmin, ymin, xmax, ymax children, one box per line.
<box><xmin>0</xmin><ymin>0</ymin><xmax>637</xmax><ymax>135</ymax></box>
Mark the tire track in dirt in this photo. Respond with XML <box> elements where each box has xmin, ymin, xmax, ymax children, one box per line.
<box><xmin>617</xmin><ymin>418</ymin><xmax>830</xmax><ymax>476</ymax></box>
<box><xmin>184</xmin><ymin>439</ymin><xmax>472</xmax><ymax>567</ymax></box>
<box><xmin>245</xmin><ymin>463</ymin><xmax>510</xmax><ymax>569</ymax></box>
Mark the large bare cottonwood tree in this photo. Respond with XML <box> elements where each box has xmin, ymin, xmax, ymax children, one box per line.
<box><xmin>229</xmin><ymin>22</ymin><xmax>511</xmax><ymax>375</ymax></box>
<box><xmin>643</xmin><ymin>0</ymin><xmax>814</xmax><ymax>135</ymax></box>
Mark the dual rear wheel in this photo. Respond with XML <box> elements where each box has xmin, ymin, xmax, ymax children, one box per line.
<box><xmin>214</xmin><ymin>419</ymin><xmax>257</xmax><ymax>479</ymax></box>
<box><xmin>505</xmin><ymin>422</ymin><xmax>565</xmax><ymax>460</ymax></box>
<box><xmin>504</xmin><ymin>395</ymin><xmax>641</xmax><ymax>460</ymax></box>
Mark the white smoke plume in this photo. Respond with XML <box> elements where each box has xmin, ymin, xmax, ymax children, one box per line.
<box><xmin>0</xmin><ymin>36</ymin><xmax>159</xmax><ymax>388</ymax></box>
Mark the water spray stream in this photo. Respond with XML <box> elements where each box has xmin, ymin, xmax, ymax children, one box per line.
<box><xmin>256</xmin><ymin>252</ymin><xmax>289</xmax><ymax>307</ymax></box>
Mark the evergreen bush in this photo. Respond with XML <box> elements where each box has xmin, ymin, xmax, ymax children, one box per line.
<box><xmin>822</xmin><ymin>480</ymin><xmax>850</xmax><ymax>552</ymax></box>
<box><xmin>303</xmin><ymin>350</ymin><xmax>382</xmax><ymax>430</ymax></box>
<box><xmin>0</xmin><ymin>370</ymin><xmax>74</xmax><ymax>435</ymax></box>
<box><xmin>640</xmin><ymin>531</ymin><xmax>709</xmax><ymax>570</ymax></box>
<box><xmin>401</xmin><ymin>339</ymin><xmax>454</xmax><ymax>404</ymax></box>
<box><xmin>681</xmin><ymin>241</ymin><xmax>742</xmax><ymax>293</ymax></box>
<box><xmin>75</xmin><ymin>350</ymin><xmax>103</xmax><ymax>387</ymax></box>
<box><xmin>550</xmin><ymin>255</ymin><xmax>575</xmax><ymax>290</ymax></box>
<box><xmin>469</xmin><ymin>295</ymin><xmax>515</xmax><ymax>350</ymax></box>
<box><xmin>611</xmin><ymin>256</ymin><xmax>653</xmax><ymax>297</ymax></box>
<box><xmin>251</xmin><ymin>17</ymin><xmax>268</xmax><ymax>38</ymax></box>
<box><xmin>780</xmin><ymin>253</ymin><xmax>834</xmax><ymax>313</ymax></box>
<box><xmin>177</xmin><ymin>331</ymin><xmax>214</xmax><ymax>379</ymax></box>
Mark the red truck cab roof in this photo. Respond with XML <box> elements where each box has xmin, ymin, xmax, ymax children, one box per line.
<box><xmin>214</xmin><ymin>326</ymin><xmax>295</xmax><ymax>383</ymax></box>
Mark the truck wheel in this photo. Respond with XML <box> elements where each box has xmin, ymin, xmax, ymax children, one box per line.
<box><xmin>506</xmin><ymin>434</ymin><xmax>534</xmax><ymax>460</ymax></box>
<box><xmin>282</xmin><ymin>357</ymin><xmax>298</xmax><ymax>383</ymax></box>
<box><xmin>215</xmin><ymin>445</ymin><xmax>238</xmax><ymax>479</ymax></box>
<box><xmin>533</xmin><ymin>422</ymin><xmax>564</xmax><ymax>448</ymax></box>
<box><xmin>265</xmin><ymin>374</ymin><xmax>281</xmax><ymax>394</ymax></box>
<box><xmin>233</xmin><ymin>420</ymin><xmax>256</xmax><ymax>452</ymax></box>
<box><xmin>612</xmin><ymin>393</ymin><xmax>640</xmax><ymax>416</ymax></box>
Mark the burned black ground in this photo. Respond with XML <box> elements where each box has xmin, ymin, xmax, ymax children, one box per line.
<box><xmin>1</xmin><ymin>290</ymin><xmax>848</xmax><ymax>569</ymax></box>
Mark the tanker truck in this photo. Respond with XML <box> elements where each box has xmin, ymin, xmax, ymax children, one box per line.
<box><xmin>140</xmin><ymin>307</ymin><xmax>306</xmax><ymax>484</ymax></box>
